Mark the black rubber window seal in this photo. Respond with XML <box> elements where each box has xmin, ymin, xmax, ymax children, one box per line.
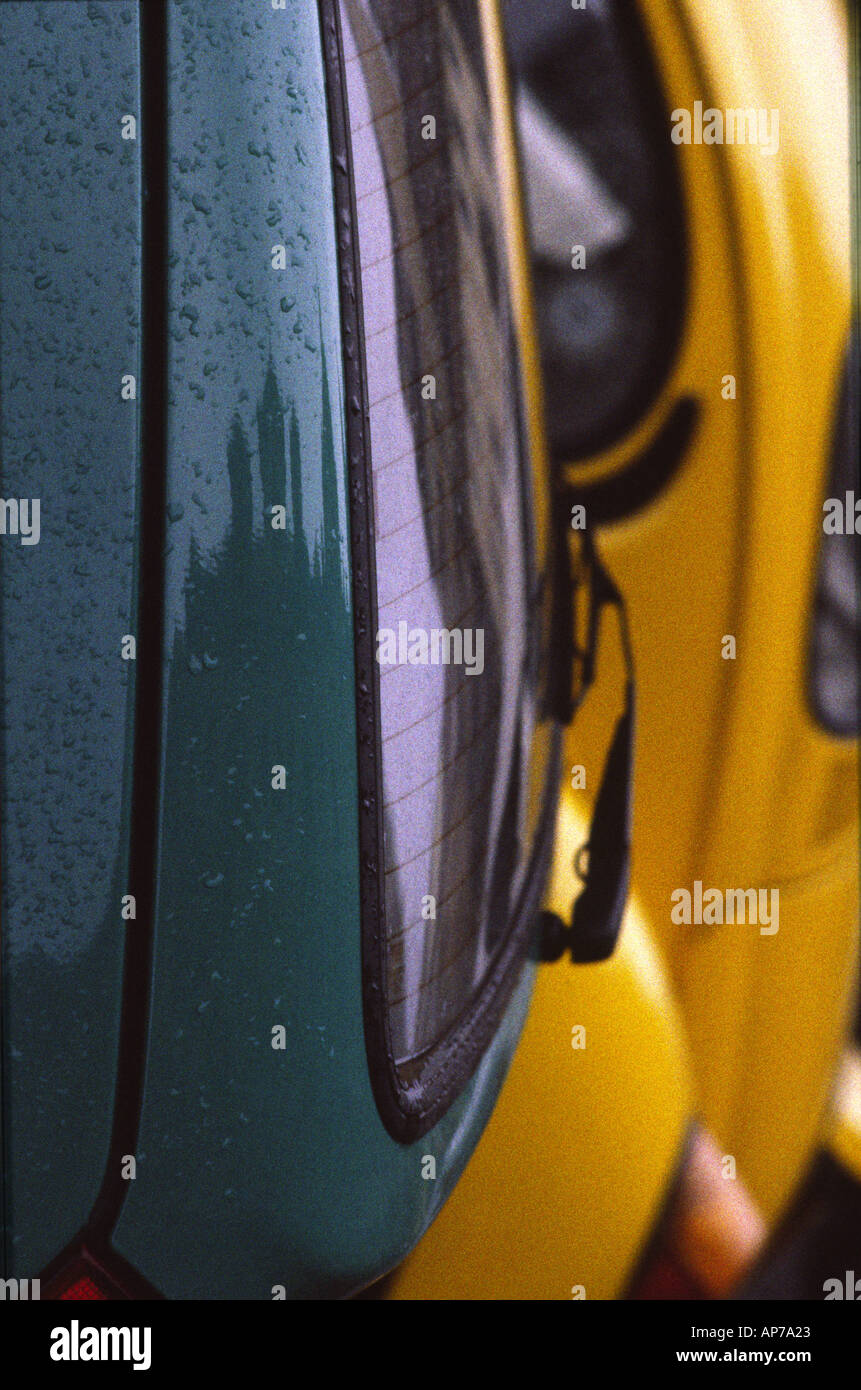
<box><xmin>319</xmin><ymin>0</ymin><xmax>562</xmax><ymax>1145</ymax></box>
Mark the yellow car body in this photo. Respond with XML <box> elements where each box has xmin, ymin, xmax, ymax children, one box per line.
<box><xmin>386</xmin><ymin>0</ymin><xmax>858</xmax><ymax>1298</ymax></box>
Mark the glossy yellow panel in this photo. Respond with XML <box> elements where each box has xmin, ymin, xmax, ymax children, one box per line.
<box><xmin>567</xmin><ymin>0</ymin><xmax>857</xmax><ymax>1220</ymax></box>
<box><xmin>386</xmin><ymin>795</ymin><xmax>692</xmax><ymax>1300</ymax></box>
<box><xmin>387</xmin><ymin>0</ymin><xmax>857</xmax><ymax>1295</ymax></box>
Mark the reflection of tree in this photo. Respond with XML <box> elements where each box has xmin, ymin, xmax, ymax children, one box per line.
<box><xmin>158</xmin><ymin>339</ymin><xmax>353</xmax><ymax>977</ymax></box>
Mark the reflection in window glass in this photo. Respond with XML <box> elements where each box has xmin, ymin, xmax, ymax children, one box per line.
<box><xmin>340</xmin><ymin>0</ymin><xmax>551</xmax><ymax>1073</ymax></box>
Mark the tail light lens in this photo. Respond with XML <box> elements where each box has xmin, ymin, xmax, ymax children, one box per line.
<box><xmin>59</xmin><ymin>1274</ymin><xmax>110</xmax><ymax>1302</ymax></box>
<box><xmin>628</xmin><ymin>1128</ymin><xmax>767</xmax><ymax>1300</ymax></box>
<box><xmin>43</xmin><ymin>1259</ymin><xmax>115</xmax><ymax>1301</ymax></box>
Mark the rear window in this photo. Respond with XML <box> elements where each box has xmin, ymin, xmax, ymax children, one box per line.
<box><xmin>333</xmin><ymin>0</ymin><xmax>558</xmax><ymax>1135</ymax></box>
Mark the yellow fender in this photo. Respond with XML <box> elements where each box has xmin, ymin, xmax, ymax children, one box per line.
<box><xmin>388</xmin><ymin>0</ymin><xmax>856</xmax><ymax>1296</ymax></box>
<box><xmin>386</xmin><ymin>795</ymin><xmax>693</xmax><ymax>1301</ymax></box>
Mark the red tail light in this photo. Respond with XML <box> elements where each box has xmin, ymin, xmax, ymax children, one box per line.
<box><xmin>59</xmin><ymin>1273</ymin><xmax>109</xmax><ymax>1301</ymax></box>
<box><xmin>40</xmin><ymin>1240</ymin><xmax>162</xmax><ymax>1300</ymax></box>
<box><xmin>43</xmin><ymin>1258</ymin><xmax>120</xmax><ymax>1301</ymax></box>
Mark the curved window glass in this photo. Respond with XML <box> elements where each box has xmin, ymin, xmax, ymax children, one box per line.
<box><xmin>334</xmin><ymin>0</ymin><xmax>558</xmax><ymax>1135</ymax></box>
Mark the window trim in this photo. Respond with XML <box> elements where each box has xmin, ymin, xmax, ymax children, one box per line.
<box><xmin>320</xmin><ymin>0</ymin><xmax>563</xmax><ymax>1144</ymax></box>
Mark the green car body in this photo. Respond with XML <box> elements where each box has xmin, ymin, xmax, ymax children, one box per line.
<box><xmin>0</xmin><ymin>0</ymin><xmax>535</xmax><ymax>1298</ymax></box>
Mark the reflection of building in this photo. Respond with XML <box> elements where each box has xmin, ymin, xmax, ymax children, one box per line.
<box><xmin>257</xmin><ymin>360</ymin><xmax>286</xmax><ymax>528</ymax></box>
<box><xmin>289</xmin><ymin>406</ymin><xmax>309</xmax><ymax>590</ymax></box>
<box><xmin>319</xmin><ymin>335</ymin><xmax>343</xmax><ymax>600</ymax></box>
<box><xmin>160</xmin><ymin>346</ymin><xmax>353</xmax><ymax>950</ymax></box>
<box><xmin>120</xmin><ymin>344</ymin><xmax>360</xmax><ymax>1250</ymax></box>
<box><xmin>255</xmin><ymin>351</ymin><xmax>346</xmax><ymax>618</ymax></box>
